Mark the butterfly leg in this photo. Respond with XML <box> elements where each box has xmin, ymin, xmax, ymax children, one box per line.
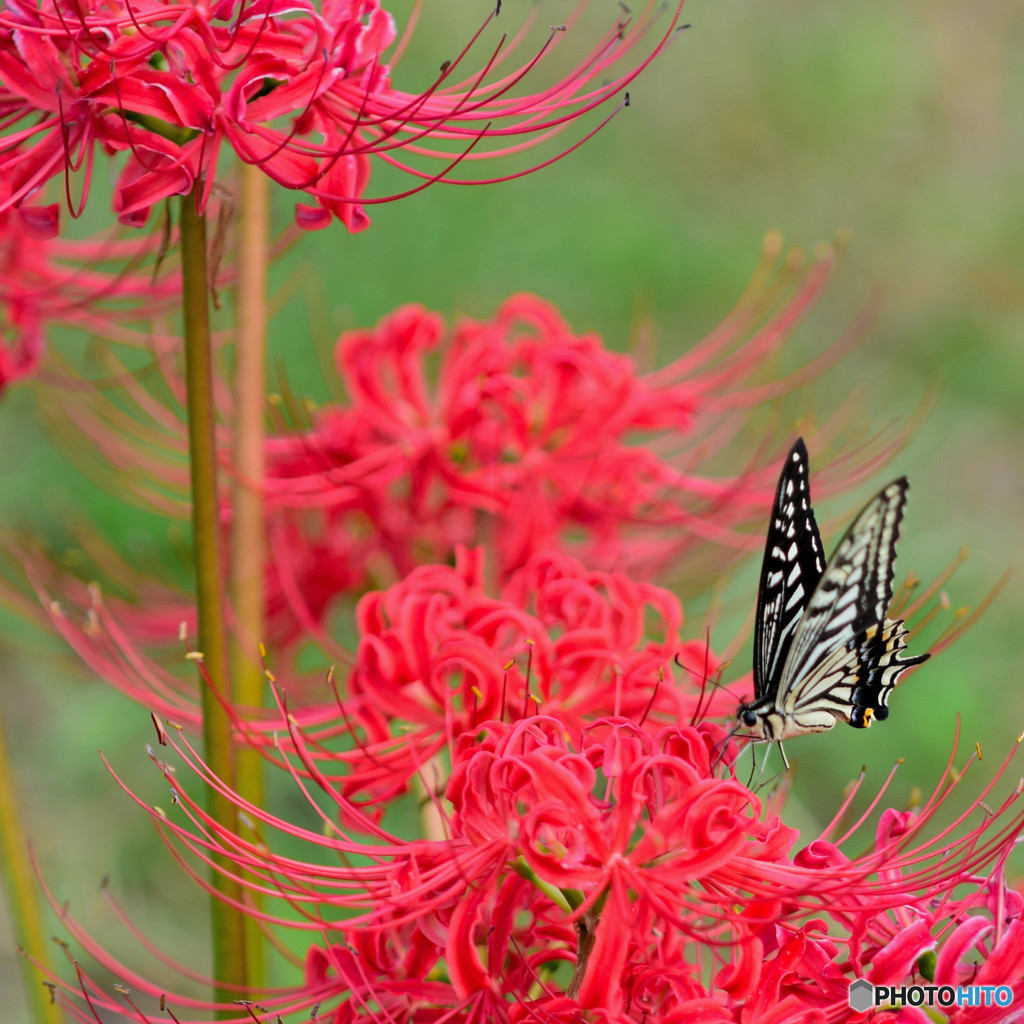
<box><xmin>744</xmin><ymin>742</ymin><xmax>758</xmax><ymax>788</ymax></box>
<box><xmin>777</xmin><ymin>740</ymin><xmax>790</xmax><ymax>771</ymax></box>
<box><xmin>755</xmin><ymin>765</ymin><xmax>789</xmax><ymax>795</ymax></box>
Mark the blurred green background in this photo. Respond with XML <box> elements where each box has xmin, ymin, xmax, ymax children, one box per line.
<box><xmin>3</xmin><ymin>0</ymin><xmax>1024</xmax><ymax>1018</ymax></box>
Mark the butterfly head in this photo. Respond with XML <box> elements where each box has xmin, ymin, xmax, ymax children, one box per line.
<box><xmin>736</xmin><ymin>700</ymin><xmax>774</xmax><ymax>741</ymax></box>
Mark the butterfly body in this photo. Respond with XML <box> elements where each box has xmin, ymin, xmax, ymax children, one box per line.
<box><xmin>738</xmin><ymin>439</ymin><xmax>928</xmax><ymax>743</ymax></box>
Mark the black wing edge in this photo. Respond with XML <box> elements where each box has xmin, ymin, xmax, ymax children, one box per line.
<box><xmin>848</xmin><ymin>619</ymin><xmax>930</xmax><ymax>728</ymax></box>
<box><xmin>752</xmin><ymin>437</ymin><xmax>827</xmax><ymax>699</ymax></box>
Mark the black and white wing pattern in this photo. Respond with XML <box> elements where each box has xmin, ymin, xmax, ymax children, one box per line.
<box><xmin>752</xmin><ymin>438</ymin><xmax>826</xmax><ymax>701</ymax></box>
<box><xmin>739</xmin><ymin>439</ymin><xmax>929</xmax><ymax>742</ymax></box>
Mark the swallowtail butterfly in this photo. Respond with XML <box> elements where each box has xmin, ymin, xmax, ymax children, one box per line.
<box><xmin>737</xmin><ymin>438</ymin><xmax>929</xmax><ymax>743</ymax></box>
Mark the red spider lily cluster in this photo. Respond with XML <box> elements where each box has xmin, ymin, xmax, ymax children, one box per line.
<box><xmin>8</xmin><ymin>210</ymin><xmax>1014</xmax><ymax>1019</ymax></box>
<box><xmin>0</xmin><ymin>0</ymin><xmax>685</xmax><ymax>231</ymax></box>
<box><xmin>254</xmin><ymin>258</ymin><xmax>894</xmax><ymax>594</ymax></box>
<box><xmin>27</xmin><ymin>459</ymin><xmax>1024</xmax><ymax>1023</ymax></box>
<box><xmin>38</xmin><ymin>572</ymin><xmax>1024</xmax><ymax>1022</ymax></box>
<box><xmin>263</xmin><ymin>290</ymin><xmax>806</xmax><ymax>583</ymax></box>
<box><xmin>27</xmin><ymin>243</ymin><xmax>910</xmax><ymax>694</ymax></box>
<box><xmin>3</xmin><ymin>0</ymin><xmax>1017</xmax><ymax>1019</ymax></box>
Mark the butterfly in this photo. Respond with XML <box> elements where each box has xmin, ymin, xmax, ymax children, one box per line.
<box><xmin>736</xmin><ymin>438</ymin><xmax>929</xmax><ymax>748</ymax></box>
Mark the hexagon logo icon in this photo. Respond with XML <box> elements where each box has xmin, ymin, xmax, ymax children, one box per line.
<box><xmin>848</xmin><ymin>979</ymin><xmax>874</xmax><ymax>1012</ymax></box>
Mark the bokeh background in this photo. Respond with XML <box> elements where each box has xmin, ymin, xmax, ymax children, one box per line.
<box><xmin>3</xmin><ymin>0</ymin><xmax>1024</xmax><ymax>1018</ymax></box>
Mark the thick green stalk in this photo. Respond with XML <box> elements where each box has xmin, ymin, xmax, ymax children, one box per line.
<box><xmin>179</xmin><ymin>190</ymin><xmax>249</xmax><ymax>1011</ymax></box>
<box><xmin>230</xmin><ymin>163</ymin><xmax>269</xmax><ymax>987</ymax></box>
<box><xmin>0</xmin><ymin>713</ymin><xmax>63</xmax><ymax>1024</ymax></box>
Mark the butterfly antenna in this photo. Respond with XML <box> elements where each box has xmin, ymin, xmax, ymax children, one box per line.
<box><xmin>678</xmin><ymin>649</ymin><xmax>739</xmax><ymax>729</ymax></box>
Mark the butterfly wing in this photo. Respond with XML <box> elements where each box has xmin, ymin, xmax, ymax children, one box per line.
<box><xmin>777</xmin><ymin>618</ymin><xmax>928</xmax><ymax>732</ymax></box>
<box><xmin>752</xmin><ymin>438</ymin><xmax>826</xmax><ymax>700</ymax></box>
<box><xmin>775</xmin><ymin>479</ymin><xmax>917</xmax><ymax>716</ymax></box>
<box><xmin>847</xmin><ymin>619</ymin><xmax>929</xmax><ymax>726</ymax></box>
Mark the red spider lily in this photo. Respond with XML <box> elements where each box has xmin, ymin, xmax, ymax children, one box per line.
<box><xmin>263</xmin><ymin>268</ymin><xmax>887</xmax><ymax>586</ymax></box>
<box><xmin>0</xmin><ymin>207</ymin><xmax>50</xmax><ymax>389</ymax></box>
<box><xmin>17</xmin><ymin>516</ymin><xmax>1013</xmax><ymax>1024</ymax></box>
<box><xmin>35</xmin><ymin>703</ymin><xmax>1024</xmax><ymax>1024</ymax></box>
<box><xmin>18</xmin><ymin>273</ymin><xmax>968</xmax><ymax>759</ymax></box>
<box><xmin>0</xmin><ymin>185</ymin><xmax>265</xmax><ymax>396</ymax></box>
<box><xmin>351</xmin><ymin>548</ymin><xmax>711</xmax><ymax>743</ymax></box>
<box><xmin>0</xmin><ymin>0</ymin><xmax>687</xmax><ymax>230</ymax></box>
<box><xmin>27</xmin><ymin>545</ymin><xmax>724</xmax><ymax>784</ymax></box>
<box><xmin>0</xmin><ymin>203</ymin><xmax>185</xmax><ymax>390</ymax></box>
<box><xmin>25</xmin><ymin>531</ymin><xmax>976</xmax><ymax>818</ymax></box>
<box><xmin>30</xmin><ymin>243</ymin><xmax>914</xmax><ymax>677</ymax></box>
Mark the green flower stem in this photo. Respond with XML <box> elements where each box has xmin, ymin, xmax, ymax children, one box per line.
<box><xmin>179</xmin><ymin>189</ymin><xmax>250</xmax><ymax>1011</ymax></box>
<box><xmin>0</xmin><ymin>713</ymin><xmax>63</xmax><ymax>1024</ymax></box>
<box><xmin>509</xmin><ymin>859</ymin><xmax>609</xmax><ymax>999</ymax></box>
<box><xmin>230</xmin><ymin>162</ymin><xmax>269</xmax><ymax>988</ymax></box>
<box><xmin>511</xmin><ymin>857</ymin><xmax>574</xmax><ymax>913</ymax></box>
<box><xmin>124</xmin><ymin>111</ymin><xmax>197</xmax><ymax>146</ymax></box>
